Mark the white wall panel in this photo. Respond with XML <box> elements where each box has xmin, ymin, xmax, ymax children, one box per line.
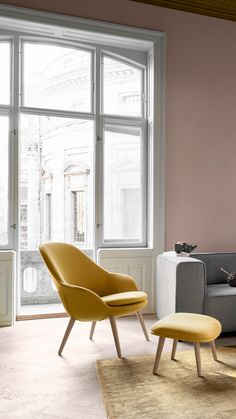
<box><xmin>98</xmin><ymin>249</ymin><xmax>155</xmax><ymax>313</ymax></box>
<box><xmin>0</xmin><ymin>251</ymin><xmax>16</xmax><ymax>326</ymax></box>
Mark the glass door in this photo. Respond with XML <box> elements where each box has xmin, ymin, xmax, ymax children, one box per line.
<box><xmin>18</xmin><ymin>41</ymin><xmax>94</xmax><ymax>315</ymax></box>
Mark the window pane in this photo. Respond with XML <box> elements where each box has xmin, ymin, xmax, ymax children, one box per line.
<box><xmin>45</xmin><ymin>193</ymin><xmax>52</xmax><ymax>241</ymax></box>
<box><xmin>103</xmin><ymin>56</ymin><xmax>142</xmax><ymax>117</ymax></box>
<box><xmin>19</xmin><ymin>114</ymin><xmax>94</xmax><ymax>250</ymax></box>
<box><xmin>23</xmin><ymin>43</ymin><xmax>92</xmax><ymax>112</ymax></box>
<box><xmin>0</xmin><ymin>43</ymin><xmax>10</xmax><ymax>105</ymax></box>
<box><xmin>0</xmin><ymin>116</ymin><xmax>9</xmax><ymax>245</ymax></box>
<box><xmin>103</xmin><ymin>124</ymin><xmax>142</xmax><ymax>242</ymax></box>
<box><xmin>72</xmin><ymin>190</ymin><xmax>86</xmax><ymax>243</ymax></box>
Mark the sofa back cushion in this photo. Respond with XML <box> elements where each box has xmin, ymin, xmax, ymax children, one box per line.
<box><xmin>190</xmin><ymin>253</ymin><xmax>236</xmax><ymax>284</ymax></box>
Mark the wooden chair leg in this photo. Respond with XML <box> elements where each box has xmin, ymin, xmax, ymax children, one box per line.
<box><xmin>153</xmin><ymin>337</ymin><xmax>165</xmax><ymax>375</ymax></box>
<box><xmin>136</xmin><ymin>311</ymin><xmax>149</xmax><ymax>341</ymax></box>
<box><xmin>171</xmin><ymin>339</ymin><xmax>178</xmax><ymax>360</ymax></box>
<box><xmin>193</xmin><ymin>342</ymin><xmax>202</xmax><ymax>376</ymax></box>
<box><xmin>58</xmin><ymin>317</ymin><xmax>75</xmax><ymax>356</ymax></box>
<box><xmin>109</xmin><ymin>316</ymin><xmax>122</xmax><ymax>358</ymax></box>
<box><xmin>209</xmin><ymin>340</ymin><xmax>218</xmax><ymax>361</ymax></box>
<box><xmin>89</xmin><ymin>321</ymin><xmax>96</xmax><ymax>340</ymax></box>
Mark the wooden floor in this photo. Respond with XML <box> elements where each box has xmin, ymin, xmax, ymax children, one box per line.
<box><xmin>0</xmin><ymin>315</ymin><xmax>234</xmax><ymax>418</ymax></box>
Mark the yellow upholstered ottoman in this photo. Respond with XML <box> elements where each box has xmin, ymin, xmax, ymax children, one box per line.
<box><xmin>151</xmin><ymin>313</ymin><xmax>222</xmax><ymax>376</ymax></box>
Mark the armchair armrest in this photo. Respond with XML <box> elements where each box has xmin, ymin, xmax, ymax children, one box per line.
<box><xmin>57</xmin><ymin>282</ymin><xmax>109</xmax><ymax>321</ymax></box>
<box><xmin>156</xmin><ymin>252</ymin><xmax>206</xmax><ymax>319</ymax></box>
<box><xmin>106</xmin><ymin>272</ymin><xmax>138</xmax><ymax>294</ymax></box>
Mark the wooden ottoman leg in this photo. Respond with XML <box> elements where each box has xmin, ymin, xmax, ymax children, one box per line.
<box><xmin>153</xmin><ymin>337</ymin><xmax>165</xmax><ymax>375</ymax></box>
<box><xmin>209</xmin><ymin>340</ymin><xmax>218</xmax><ymax>361</ymax></box>
<box><xmin>171</xmin><ymin>339</ymin><xmax>178</xmax><ymax>360</ymax></box>
<box><xmin>194</xmin><ymin>342</ymin><xmax>202</xmax><ymax>377</ymax></box>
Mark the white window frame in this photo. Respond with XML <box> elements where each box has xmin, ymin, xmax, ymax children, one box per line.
<box><xmin>99</xmin><ymin>51</ymin><xmax>147</xmax><ymax>247</ymax></box>
<box><xmin>0</xmin><ymin>38</ymin><xmax>14</xmax><ymax>250</ymax></box>
<box><xmin>100</xmin><ymin>117</ymin><xmax>147</xmax><ymax>247</ymax></box>
<box><xmin>101</xmin><ymin>51</ymin><xmax>146</xmax><ymax>118</ymax></box>
<box><xmin>20</xmin><ymin>38</ymin><xmax>95</xmax><ymax>115</ymax></box>
<box><xmin>0</xmin><ymin>4</ymin><xmax>165</xmax><ymax>258</ymax></box>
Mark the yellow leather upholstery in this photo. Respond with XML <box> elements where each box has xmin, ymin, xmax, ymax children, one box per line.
<box><xmin>39</xmin><ymin>242</ymin><xmax>148</xmax><ymax>321</ymax></box>
<box><xmin>151</xmin><ymin>313</ymin><xmax>222</xmax><ymax>343</ymax></box>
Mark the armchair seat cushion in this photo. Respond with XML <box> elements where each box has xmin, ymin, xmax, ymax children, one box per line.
<box><xmin>102</xmin><ymin>291</ymin><xmax>147</xmax><ymax>306</ymax></box>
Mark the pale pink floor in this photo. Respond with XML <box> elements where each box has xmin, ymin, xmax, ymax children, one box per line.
<box><xmin>0</xmin><ymin>315</ymin><xmax>233</xmax><ymax>418</ymax></box>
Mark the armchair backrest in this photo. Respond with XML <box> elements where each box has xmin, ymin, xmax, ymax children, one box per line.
<box><xmin>190</xmin><ymin>253</ymin><xmax>236</xmax><ymax>284</ymax></box>
<box><xmin>39</xmin><ymin>242</ymin><xmax>110</xmax><ymax>296</ymax></box>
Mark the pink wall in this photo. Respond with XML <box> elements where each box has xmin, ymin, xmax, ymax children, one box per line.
<box><xmin>2</xmin><ymin>0</ymin><xmax>236</xmax><ymax>252</ymax></box>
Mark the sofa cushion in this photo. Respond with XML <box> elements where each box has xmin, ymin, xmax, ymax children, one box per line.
<box><xmin>205</xmin><ymin>283</ymin><xmax>236</xmax><ymax>332</ymax></box>
<box><xmin>207</xmin><ymin>283</ymin><xmax>236</xmax><ymax>297</ymax></box>
<box><xmin>191</xmin><ymin>253</ymin><xmax>236</xmax><ymax>284</ymax></box>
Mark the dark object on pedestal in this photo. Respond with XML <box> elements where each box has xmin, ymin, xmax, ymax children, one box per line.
<box><xmin>174</xmin><ymin>242</ymin><xmax>197</xmax><ymax>255</ymax></box>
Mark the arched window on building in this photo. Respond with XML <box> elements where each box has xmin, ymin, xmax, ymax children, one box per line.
<box><xmin>64</xmin><ymin>162</ymin><xmax>90</xmax><ymax>246</ymax></box>
<box><xmin>23</xmin><ymin>267</ymin><xmax>37</xmax><ymax>293</ymax></box>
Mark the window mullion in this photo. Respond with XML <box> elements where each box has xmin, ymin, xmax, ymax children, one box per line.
<box><xmin>12</xmin><ymin>35</ymin><xmax>20</xmax><ymax>252</ymax></box>
<box><xmin>20</xmin><ymin>106</ymin><xmax>95</xmax><ymax>121</ymax></box>
<box><xmin>94</xmin><ymin>47</ymin><xmax>103</xmax><ymax>253</ymax></box>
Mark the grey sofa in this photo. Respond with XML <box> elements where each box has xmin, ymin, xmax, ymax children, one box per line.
<box><xmin>156</xmin><ymin>251</ymin><xmax>236</xmax><ymax>332</ymax></box>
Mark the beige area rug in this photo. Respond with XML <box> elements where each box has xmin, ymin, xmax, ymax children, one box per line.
<box><xmin>96</xmin><ymin>347</ymin><xmax>236</xmax><ymax>419</ymax></box>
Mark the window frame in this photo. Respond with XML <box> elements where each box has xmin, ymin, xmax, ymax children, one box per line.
<box><xmin>101</xmin><ymin>51</ymin><xmax>146</xmax><ymax>119</ymax></box>
<box><xmin>100</xmin><ymin>116</ymin><xmax>147</xmax><ymax>247</ymax></box>
<box><xmin>0</xmin><ymin>38</ymin><xmax>14</xmax><ymax>249</ymax></box>
<box><xmin>17</xmin><ymin>38</ymin><xmax>149</xmax><ymax>249</ymax></box>
<box><xmin>20</xmin><ymin>39</ymin><xmax>95</xmax><ymax>115</ymax></box>
<box><xmin>0</xmin><ymin>5</ymin><xmax>165</xmax><ymax>257</ymax></box>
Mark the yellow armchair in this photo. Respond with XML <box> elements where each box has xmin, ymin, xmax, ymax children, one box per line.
<box><xmin>39</xmin><ymin>242</ymin><xmax>149</xmax><ymax>357</ymax></box>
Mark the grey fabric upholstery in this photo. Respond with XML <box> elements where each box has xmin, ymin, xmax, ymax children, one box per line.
<box><xmin>156</xmin><ymin>252</ymin><xmax>236</xmax><ymax>333</ymax></box>
<box><xmin>156</xmin><ymin>253</ymin><xmax>206</xmax><ymax>319</ymax></box>
<box><xmin>205</xmin><ymin>284</ymin><xmax>236</xmax><ymax>332</ymax></box>
<box><xmin>176</xmin><ymin>262</ymin><xmax>206</xmax><ymax>313</ymax></box>
<box><xmin>191</xmin><ymin>253</ymin><xmax>236</xmax><ymax>284</ymax></box>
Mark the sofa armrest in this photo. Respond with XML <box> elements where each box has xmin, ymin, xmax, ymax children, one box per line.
<box><xmin>156</xmin><ymin>252</ymin><xmax>206</xmax><ymax>319</ymax></box>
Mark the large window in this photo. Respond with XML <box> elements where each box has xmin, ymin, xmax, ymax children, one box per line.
<box><xmin>19</xmin><ymin>43</ymin><xmax>146</xmax><ymax>252</ymax></box>
<box><xmin>16</xmin><ymin>39</ymin><xmax>147</xmax><ymax>312</ymax></box>
<box><xmin>0</xmin><ymin>12</ymin><xmax>165</xmax><ymax>316</ymax></box>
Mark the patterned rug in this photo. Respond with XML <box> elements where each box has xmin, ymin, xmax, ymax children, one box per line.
<box><xmin>96</xmin><ymin>347</ymin><xmax>236</xmax><ymax>419</ymax></box>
